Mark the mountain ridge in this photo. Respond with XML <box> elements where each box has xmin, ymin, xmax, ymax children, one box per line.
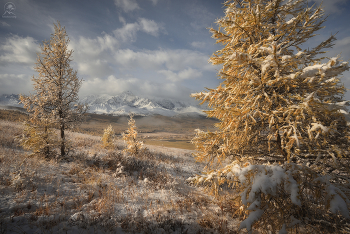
<box><xmin>0</xmin><ymin>92</ymin><xmax>206</xmax><ymax>117</ymax></box>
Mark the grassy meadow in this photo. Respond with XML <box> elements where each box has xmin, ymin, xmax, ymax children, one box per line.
<box><xmin>0</xmin><ymin>109</ymin><xmax>243</xmax><ymax>234</ymax></box>
<box><xmin>0</xmin><ymin>108</ymin><xmax>219</xmax><ymax>150</ymax></box>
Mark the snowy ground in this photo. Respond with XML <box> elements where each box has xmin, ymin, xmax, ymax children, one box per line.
<box><xmin>0</xmin><ymin>120</ymin><xmax>242</xmax><ymax>233</ymax></box>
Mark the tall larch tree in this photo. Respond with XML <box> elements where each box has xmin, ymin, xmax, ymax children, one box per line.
<box><xmin>20</xmin><ymin>21</ymin><xmax>87</xmax><ymax>158</ymax></box>
<box><xmin>190</xmin><ymin>0</ymin><xmax>350</xmax><ymax>232</ymax></box>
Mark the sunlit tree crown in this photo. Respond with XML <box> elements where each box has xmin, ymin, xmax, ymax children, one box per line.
<box><xmin>192</xmin><ymin>0</ymin><xmax>350</xmax><ymax>166</ymax></box>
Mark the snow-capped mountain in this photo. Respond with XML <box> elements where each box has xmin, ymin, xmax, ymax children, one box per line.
<box><xmin>0</xmin><ymin>92</ymin><xmax>206</xmax><ymax>117</ymax></box>
<box><xmin>0</xmin><ymin>94</ymin><xmax>22</xmax><ymax>107</ymax></box>
<box><xmin>80</xmin><ymin>91</ymin><xmax>206</xmax><ymax>116</ymax></box>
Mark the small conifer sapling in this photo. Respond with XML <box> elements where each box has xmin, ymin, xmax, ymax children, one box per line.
<box><xmin>102</xmin><ymin>124</ymin><xmax>115</xmax><ymax>149</ymax></box>
<box><xmin>122</xmin><ymin>114</ymin><xmax>144</xmax><ymax>156</ymax></box>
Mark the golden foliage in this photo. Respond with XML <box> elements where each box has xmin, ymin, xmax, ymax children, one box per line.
<box><xmin>19</xmin><ymin>21</ymin><xmax>87</xmax><ymax>157</ymax></box>
<box><xmin>193</xmin><ymin>0</ymin><xmax>349</xmax><ymax>167</ymax></box>
<box><xmin>101</xmin><ymin>124</ymin><xmax>115</xmax><ymax>149</ymax></box>
<box><xmin>122</xmin><ymin>114</ymin><xmax>144</xmax><ymax>156</ymax></box>
<box><xmin>17</xmin><ymin>121</ymin><xmax>58</xmax><ymax>158</ymax></box>
<box><xmin>191</xmin><ymin>0</ymin><xmax>350</xmax><ymax>232</ymax></box>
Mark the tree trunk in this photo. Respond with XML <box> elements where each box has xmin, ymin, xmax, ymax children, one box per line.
<box><xmin>60</xmin><ymin>123</ymin><xmax>65</xmax><ymax>157</ymax></box>
<box><xmin>44</xmin><ymin>125</ymin><xmax>50</xmax><ymax>158</ymax></box>
<box><xmin>59</xmin><ymin>108</ymin><xmax>65</xmax><ymax>157</ymax></box>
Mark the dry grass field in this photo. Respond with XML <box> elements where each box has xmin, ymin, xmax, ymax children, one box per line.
<box><xmin>78</xmin><ymin>113</ymin><xmax>219</xmax><ymax>135</ymax></box>
<box><xmin>0</xmin><ymin>110</ymin><xmax>243</xmax><ymax>234</ymax></box>
<box><xmin>0</xmin><ymin>108</ymin><xmax>218</xmax><ymax>150</ymax></box>
<box><xmin>0</xmin><ymin>108</ymin><xmax>29</xmax><ymax>122</ymax></box>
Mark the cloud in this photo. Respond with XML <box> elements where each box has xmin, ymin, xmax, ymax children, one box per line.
<box><xmin>114</xmin><ymin>0</ymin><xmax>140</xmax><ymax>12</ymax></box>
<box><xmin>113</xmin><ymin>18</ymin><xmax>162</xmax><ymax>41</ymax></box>
<box><xmin>113</xmin><ymin>22</ymin><xmax>140</xmax><ymax>42</ymax></box>
<box><xmin>70</xmin><ymin>16</ymin><xmax>158</xmax><ymax>74</ymax></box>
<box><xmin>333</xmin><ymin>36</ymin><xmax>350</xmax><ymax>55</ymax></box>
<box><xmin>191</xmin><ymin>41</ymin><xmax>206</xmax><ymax>49</ymax></box>
<box><xmin>0</xmin><ymin>25</ymin><xmax>214</xmax><ymax>101</ymax></box>
<box><xmin>119</xmin><ymin>15</ymin><xmax>126</xmax><ymax>25</ymax></box>
<box><xmin>149</xmin><ymin>0</ymin><xmax>159</xmax><ymax>5</ymax></box>
<box><xmin>0</xmin><ymin>16</ymin><xmax>164</xmax><ymax>83</ymax></box>
<box><xmin>0</xmin><ymin>74</ymin><xmax>32</xmax><ymax>95</ymax></box>
<box><xmin>114</xmin><ymin>49</ymin><xmax>212</xmax><ymax>71</ymax></box>
<box><xmin>77</xmin><ymin>59</ymin><xmax>114</xmax><ymax>78</ymax></box>
<box><xmin>80</xmin><ymin>76</ymin><xmax>137</xmax><ymax>97</ymax></box>
<box><xmin>311</xmin><ymin>0</ymin><xmax>348</xmax><ymax>14</ymax></box>
<box><xmin>0</xmin><ymin>35</ymin><xmax>40</xmax><ymax>65</ymax></box>
<box><xmin>67</xmin><ymin>31</ymin><xmax>211</xmax><ymax>93</ymax></box>
<box><xmin>67</xmin><ymin>17</ymin><xmax>164</xmax><ymax>77</ymax></box>
<box><xmin>186</xmin><ymin>3</ymin><xmax>216</xmax><ymax>31</ymax></box>
<box><xmin>68</xmin><ymin>33</ymin><xmax>119</xmax><ymax>78</ymax></box>
<box><xmin>70</xmin><ymin>33</ymin><xmax>119</xmax><ymax>57</ymax></box>
<box><xmin>80</xmin><ymin>75</ymin><xmax>194</xmax><ymax>101</ymax></box>
<box><xmin>139</xmin><ymin>18</ymin><xmax>161</xmax><ymax>37</ymax></box>
<box><xmin>158</xmin><ymin>68</ymin><xmax>202</xmax><ymax>82</ymax></box>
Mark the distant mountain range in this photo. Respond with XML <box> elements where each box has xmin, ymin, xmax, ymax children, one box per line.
<box><xmin>0</xmin><ymin>92</ymin><xmax>207</xmax><ymax>117</ymax></box>
<box><xmin>0</xmin><ymin>94</ymin><xmax>23</xmax><ymax>108</ymax></box>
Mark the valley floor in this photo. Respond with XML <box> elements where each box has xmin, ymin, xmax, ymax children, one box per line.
<box><xmin>0</xmin><ymin>120</ymin><xmax>242</xmax><ymax>234</ymax></box>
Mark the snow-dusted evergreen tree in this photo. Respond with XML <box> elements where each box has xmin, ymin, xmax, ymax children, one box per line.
<box><xmin>122</xmin><ymin>114</ymin><xmax>144</xmax><ymax>156</ymax></box>
<box><xmin>190</xmin><ymin>0</ymin><xmax>350</xmax><ymax>232</ymax></box>
<box><xmin>20</xmin><ymin>21</ymin><xmax>86</xmax><ymax>157</ymax></box>
<box><xmin>102</xmin><ymin>124</ymin><xmax>115</xmax><ymax>149</ymax></box>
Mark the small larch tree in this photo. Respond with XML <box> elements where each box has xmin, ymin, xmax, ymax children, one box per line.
<box><xmin>102</xmin><ymin>124</ymin><xmax>115</xmax><ymax>149</ymax></box>
<box><xmin>122</xmin><ymin>114</ymin><xmax>144</xmax><ymax>156</ymax></box>
<box><xmin>20</xmin><ymin>21</ymin><xmax>87</xmax><ymax>158</ymax></box>
<box><xmin>190</xmin><ymin>0</ymin><xmax>350</xmax><ymax>233</ymax></box>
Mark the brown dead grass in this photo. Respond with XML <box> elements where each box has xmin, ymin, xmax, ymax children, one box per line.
<box><xmin>0</xmin><ymin>108</ymin><xmax>29</xmax><ymax>122</ymax></box>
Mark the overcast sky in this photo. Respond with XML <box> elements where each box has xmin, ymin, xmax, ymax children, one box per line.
<box><xmin>1</xmin><ymin>0</ymin><xmax>350</xmax><ymax>102</ymax></box>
